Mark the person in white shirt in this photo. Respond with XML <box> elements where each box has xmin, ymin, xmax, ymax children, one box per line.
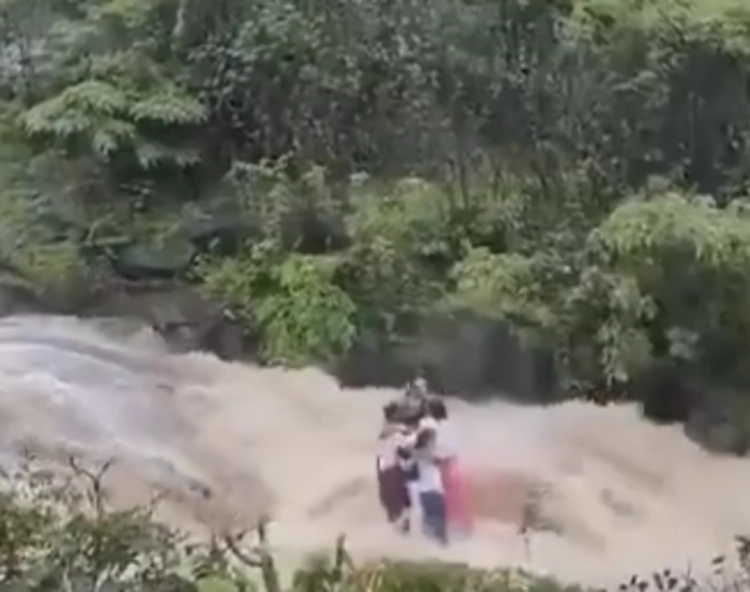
<box><xmin>426</xmin><ymin>397</ymin><xmax>473</xmax><ymax>537</ymax></box>
<box><xmin>413</xmin><ymin>426</ymin><xmax>447</xmax><ymax>544</ymax></box>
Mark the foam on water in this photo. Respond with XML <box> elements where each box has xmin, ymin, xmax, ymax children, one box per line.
<box><xmin>0</xmin><ymin>314</ymin><xmax>746</xmax><ymax>586</ymax></box>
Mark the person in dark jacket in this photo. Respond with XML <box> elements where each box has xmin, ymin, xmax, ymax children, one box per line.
<box><xmin>376</xmin><ymin>402</ymin><xmax>411</xmax><ymax>533</ymax></box>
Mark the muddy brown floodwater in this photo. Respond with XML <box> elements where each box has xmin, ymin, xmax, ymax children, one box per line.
<box><xmin>0</xmin><ymin>314</ymin><xmax>747</xmax><ymax>587</ymax></box>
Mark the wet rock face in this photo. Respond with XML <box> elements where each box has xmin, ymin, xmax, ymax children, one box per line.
<box><xmin>0</xmin><ymin>266</ymin><xmax>44</xmax><ymax>316</ymax></box>
<box><xmin>107</xmin><ymin>205</ymin><xmax>249</xmax><ymax>282</ymax></box>
<box><xmin>0</xmin><ymin>263</ymin><xmax>251</xmax><ymax>362</ymax></box>
<box><xmin>0</xmin><ymin>284</ymin><xmax>41</xmax><ymax>316</ymax></box>
<box><xmin>684</xmin><ymin>407</ymin><xmax>750</xmax><ymax>456</ymax></box>
<box><xmin>634</xmin><ymin>365</ymin><xmax>696</xmax><ymax>424</ymax></box>
<box><xmin>80</xmin><ymin>283</ymin><xmax>251</xmax><ymax>362</ymax></box>
<box><xmin>111</xmin><ymin>239</ymin><xmax>196</xmax><ymax>281</ymax></box>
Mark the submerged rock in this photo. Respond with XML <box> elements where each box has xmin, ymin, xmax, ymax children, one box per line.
<box><xmin>684</xmin><ymin>407</ymin><xmax>750</xmax><ymax>456</ymax></box>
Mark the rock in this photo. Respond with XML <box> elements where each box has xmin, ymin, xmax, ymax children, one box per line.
<box><xmin>685</xmin><ymin>407</ymin><xmax>750</xmax><ymax>456</ymax></box>
<box><xmin>635</xmin><ymin>363</ymin><xmax>695</xmax><ymax>423</ymax></box>
<box><xmin>111</xmin><ymin>238</ymin><xmax>196</xmax><ymax>281</ymax></box>
<box><xmin>0</xmin><ymin>264</ymin><xmax>44</xmax><ymax>316</ymax></box>
<box><xmin>334</xmin><ymin>312</ymin><xmax>558</xmax><ymax>400</ymax></box>
<box><xmin>81</xmin><ymin>282</ymin><xmax>251</xmax><ymax>361</ymax></box>
<box><xmin>200</xmin><ymin>314</ymin><xmax>248</xmax><ymax>361</ymax></box>
<box><xmin>708</xmin><ymin>422</ymin><xmax>749</xmax><ymax>455</ymax></box>
<box><xmin>182</xmin><ymin>206</ymin><xmax>250</xmax><ymax>255</ymax></box>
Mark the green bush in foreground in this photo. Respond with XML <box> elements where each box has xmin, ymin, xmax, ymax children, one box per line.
<box><xmin>0</xmin><ymin>454</ymin><xmax>745</xmax><ymax>592</ymax></box>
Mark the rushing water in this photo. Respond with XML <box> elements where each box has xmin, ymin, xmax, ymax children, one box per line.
<box><xmin>0</xmin><ymin>314</ymin><xmax>748</xmax><ymax>586</ymax></box>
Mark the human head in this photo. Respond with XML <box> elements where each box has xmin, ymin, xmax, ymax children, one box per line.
<box><xmin>415</xmin><ymin>427</ymin><xmax>436</xmax><ymax>450</ymax></box>
<box><xmin>383</xmin><ymin>401</ymin><xmax>400</xmax><ymax>423</ymax></box>
<box><xmin>427</xmin><ymin>397</ymin><xmax>448</xmax><ymax>421</ymax></box>
<box><xmin>403</xmin><ymin>409</ymin><xmax>421</xmax><ymax>430</ymax></box>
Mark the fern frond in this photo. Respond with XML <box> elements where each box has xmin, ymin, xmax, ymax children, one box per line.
<box><xmin>92</xmin><ymin>119</ymin><xmax>137</xmax><ymax>157</ymax></box>
<box><xmin>89</xmin><ymin>0</ymin><xmax>165</xmax><ymax>30</ymax></box>
<box><xmin>135</xmin><ymin>140</ymin><xmax>200</xmax><ymax>168</ymax></box>
<box><xmin>170</xmin><ymin>146</ymin><xmax>202</xmax><ymax>167</ymax></box>
<box><xmin>49</xmin><ymin>112</ymin><xmax>91</xmax><ymax>137</ymax></box>
<box><xmin>62</xmin><ymin>80</ymin><xmax>129</xmax><ymax>114</ymax></box>
<box><xmin>23</xmin><ymin>103</ymin><xmax>90</xmax><ymax>137</ymax></box>
<box><xmin>22</xmin><ymin>80</ymin><xmax>129</xmax><ymax>137</ymax></box>
<box><xmin>129</xmin><ymin>90</ymin><xmax>207</xmax><ymax>125</ymax></box>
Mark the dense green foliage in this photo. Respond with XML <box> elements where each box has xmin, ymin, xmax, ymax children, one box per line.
<box><xmin>4</xmin><ymin>0</ymin><xmax>750</xmax><ymax>409</ymax></box>
<box><xmin>6</xmin><ymin>2</ymin><xmax>750</xmax><ymax>585</ymax></box>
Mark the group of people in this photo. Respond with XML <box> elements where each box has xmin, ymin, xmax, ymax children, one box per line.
<box><xmin>375</xmin><ymin>377</ymin><xmax>472</xmax><ymax>545</ymax></box>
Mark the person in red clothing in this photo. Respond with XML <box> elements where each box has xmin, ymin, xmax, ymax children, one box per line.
<box><xmin>425</xmin><ymin>397</ymin><xmax>473</xmax><ymax>537</ymax></box>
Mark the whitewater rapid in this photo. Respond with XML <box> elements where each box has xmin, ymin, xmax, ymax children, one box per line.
<box><xmin>0</xmin><ymin>314</ymin><xmax>747</xmax><ymax>586</ymax></box>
